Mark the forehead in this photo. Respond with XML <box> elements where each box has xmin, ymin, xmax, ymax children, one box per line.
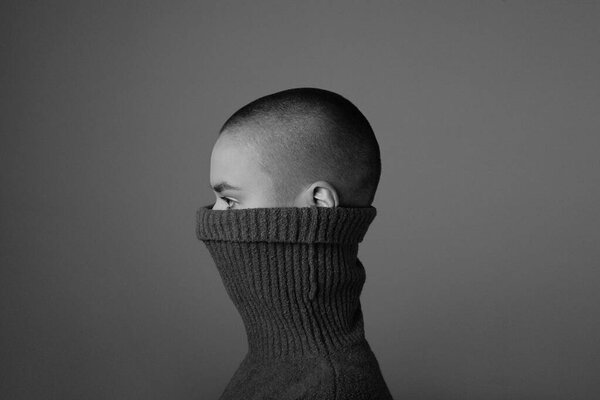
<box><xmin>209</xmin><ymin>134</ymin><xmax>271</xmax><ymax>189</ymax></box>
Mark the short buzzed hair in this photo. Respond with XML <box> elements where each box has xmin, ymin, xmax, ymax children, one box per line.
<box><xmin>219</xmin><ymin>88</ymin><xmax>381</xmax><ymax>207</ymax></box>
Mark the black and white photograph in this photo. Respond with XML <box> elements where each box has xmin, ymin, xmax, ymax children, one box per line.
<box><xmin>2</xmin><ymin>2</ymin><xmax>599</xmax><ymax>399</ymax></box>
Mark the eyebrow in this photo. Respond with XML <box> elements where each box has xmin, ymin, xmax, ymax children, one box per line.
<box><xmin>211</xmin><ymin>182</ymin><xmax>242</xmax><ymax>193</ymax></box>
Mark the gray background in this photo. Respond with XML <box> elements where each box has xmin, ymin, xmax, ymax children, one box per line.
<box><xmin>2</xmin><ymin>1</ymin><xmax>599</xmax><ymax>399</ymax></box>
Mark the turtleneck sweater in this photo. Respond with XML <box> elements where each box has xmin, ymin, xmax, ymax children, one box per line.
<box><xmin>196</xmin><ymin>205</ymin><xmax>393</xmax><ymax>400</ymax></box>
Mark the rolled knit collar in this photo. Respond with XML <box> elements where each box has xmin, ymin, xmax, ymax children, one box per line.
<box><xmin>196</xmin><ymin>204</ymin><xmax>377</xmax><ymax>244</ymax></box>
<box><xmin>195</xmin><ymin>204</ymin><xmax>378</xmax><ymax>359</ymax></box>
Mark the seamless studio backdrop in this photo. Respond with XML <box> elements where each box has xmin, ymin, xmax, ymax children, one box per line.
<box><xmin>2</xmin><ymin>2</ymin><xmax>599</xmax><ymax>399</ymax></box>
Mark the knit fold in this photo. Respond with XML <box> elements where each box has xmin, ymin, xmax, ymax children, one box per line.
<box><xmin>196</xmin><ymin>204</ymin><xmax>393</xmax><ymax>399</ymax></box>
<box><xmin>196</xmin><ymin>204</ymin><xmax>376</xmax><ymax>244</ymax></box>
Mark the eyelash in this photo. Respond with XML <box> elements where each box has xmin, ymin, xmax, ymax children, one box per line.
<box><xmin>220</xmin><ymin>197</ymin><xmax>235</xmax><ymax>209</ymax></box>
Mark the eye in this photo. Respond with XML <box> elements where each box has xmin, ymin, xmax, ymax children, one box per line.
<box><xmin>220</xmin><ymin>197</ymin><xmax>236</xmax><ymax>210</ymax></box>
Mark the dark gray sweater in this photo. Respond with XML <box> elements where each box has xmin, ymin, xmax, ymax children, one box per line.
<box><xmin>196</xmin><ymin>205</ymin><xmax>393</xmax><ymax>400</ymax></box>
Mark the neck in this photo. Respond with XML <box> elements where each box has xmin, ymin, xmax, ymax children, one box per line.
<box><xmin>196</xmin><ymin>205</ymin><xmax>376</xmax><ymax>360</ymax></box>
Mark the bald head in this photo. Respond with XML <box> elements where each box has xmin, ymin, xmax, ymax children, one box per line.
<box><xmin>219</xmin><ymin>88</ymin><xmax>381</xmax><ymax>207</ymax></box>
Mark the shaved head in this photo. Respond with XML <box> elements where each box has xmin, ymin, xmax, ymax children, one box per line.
<box><xmin>219</xmin><ymin>88</ymin><xmax>381</xmax><ymax>207</ymax></box>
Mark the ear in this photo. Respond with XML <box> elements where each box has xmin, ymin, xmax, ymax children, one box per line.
<box><xmin>294</xmin><ymin>181</ymin><xmax>339</xmax><ymax>208</ymax></box>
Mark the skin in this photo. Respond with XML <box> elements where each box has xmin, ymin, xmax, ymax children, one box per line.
<box><xmin>210</xmin><ymin>132</ymin><xmax>339</xmax><ymax>210</ymax></box>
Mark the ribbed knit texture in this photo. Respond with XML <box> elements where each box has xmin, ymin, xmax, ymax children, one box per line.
<box><xmin>196</xmin><ymin>205</ymin><xmax>393</xmax><ymax>400</ymax></box>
